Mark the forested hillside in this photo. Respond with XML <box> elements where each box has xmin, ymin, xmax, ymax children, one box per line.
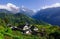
<box><xmin>0</xmin><ymin>12</ymin><xmax>42</xmax><ymax>26</ymax></box>
<box><xmin>0</xmin><ymin>12</ymin><xmax>60</xmax><ymax>39</ymax></box>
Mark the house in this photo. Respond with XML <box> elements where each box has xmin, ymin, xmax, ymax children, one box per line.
<box><xmin>22</xmin><ymin>23</ymin><xmax>32</xmax><ymax>34</ymax></box>
<box><xmin>22</xmin><ymin>25</ymin><xmax>39</xmax><ymax>35</ymax></box>
<box><xmin>30</xmin><ymin>26</ymin><xmax>39</xmax><ymax>35</ymax></box>
<box><xmin>7</xmin><ymin>23</ymin><xmax>39</xmax><ymax>35</ymax></box>
<box><xmin>23</xmin><ymin>24</ymin><xmax>30</xmax><ymax>30</ymax></box>
<box><xmin>30</xmin><ymin>26</ymin><xmax>38</xmax><ymax>31</ymax></box>
<box><xmin>7</xmin><ymin>24</ymin><xmax>17</xmax><ymax>30</ymax></box>
<box><xmin>17</xmin><ymin>23</ymin><xmax>32</xmax><ymax>34</ymax></box>
<box><xmin>23</xmin><ymin>29</ymin><xmax>32</xmax><ymax>35</ymax></box>
<box><xmin>33</xmin><ymin>27</ymin><xmax>38</xmax><ymax>31</ymax></box>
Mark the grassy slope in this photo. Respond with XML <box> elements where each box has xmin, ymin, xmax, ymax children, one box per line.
<box><xmin>0</xmin><ymin>13</ymin><xmax>60</xmax><ymax>39</ymax></box>
<box><xmin>0</xmin><ymin>22</ymin><xmax>60</xmax><ymax>39</ymax></box>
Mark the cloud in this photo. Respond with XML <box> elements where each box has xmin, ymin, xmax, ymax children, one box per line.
<box><xmin>42</xmin><ymin>3</ymin><xmax>60</xmax><ymax>9</ymax></box>
<box><xmin>0</xmin><ymin>3</ymin><xmax>20</xmax><ymax>13</ymax></box>
<box><xmin>32</xmin><ymin>9</ymin><xmax>37</xmax><ymax>13</ymax></box>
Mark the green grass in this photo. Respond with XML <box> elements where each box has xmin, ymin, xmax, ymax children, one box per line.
<box><xmin>0</xmin><ymin>24</ymin><xmax>60</xmax><ymax>39</ymax></box>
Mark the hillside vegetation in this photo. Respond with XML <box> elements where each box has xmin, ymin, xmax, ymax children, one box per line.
<box><xmin>0</xmin><ymin>12</ymin><xmax>60</xmax><ymax>39</ymax></box>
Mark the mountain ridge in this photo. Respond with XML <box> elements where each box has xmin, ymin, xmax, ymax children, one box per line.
<box><xmin>33</xmin><ymin>7</ymin><xmax>60</xmax><ymax>26</ymax></box>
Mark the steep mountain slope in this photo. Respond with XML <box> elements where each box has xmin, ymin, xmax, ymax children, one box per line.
<box><xmin>19</xmin><ymin>7</ymin><xmax>35</xmax><ymax>16</ymax></box>
<box><xmin>33</xmin><ymin>7</ymin><xmax>60</xmax><ymax>25</ymax></box>
<box><xmin>0</xmin><ymin>9</ymin><xmax>12</xmax><ymax>13</ymax></box>
<box><xmin>0</xmin><ymin>12</ymin><xmax>42</xmax><ymax>25</ymax></box>
<box><xmin>0</xmin><ymin>3</ymin><xmax>35</xmax><ymax>17</ymax></box>
<box><xmin>0</xmin><ymin>7</ymin><xmax>35</xmax><ymax>17</ymax></box>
